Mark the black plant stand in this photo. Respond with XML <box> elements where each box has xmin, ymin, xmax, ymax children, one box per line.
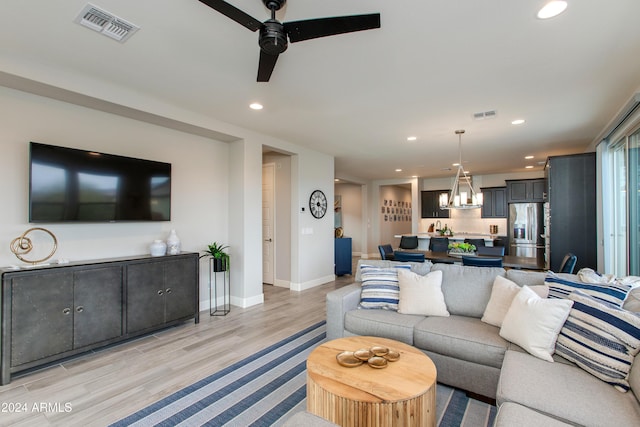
<box><xmin>209</xmin><ymin>257</ymin><xmax>230</xmax><ymax>316</ymax></box>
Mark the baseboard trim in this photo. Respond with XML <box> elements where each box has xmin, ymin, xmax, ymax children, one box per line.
<box><xmin>290</xmin><ymin>274</ymin><xmax>336</xmax><ymax>292</ymax></box>
<box><xmin>274</xmin><ymin>279</ymin><xmax>290</xmax><ymax>288</ymax></box>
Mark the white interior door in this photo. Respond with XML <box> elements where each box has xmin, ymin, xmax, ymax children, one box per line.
<box><xmin>262</xmin><ymin>163</ymin><xmax>275</xmax><ymax>284</ymax></box>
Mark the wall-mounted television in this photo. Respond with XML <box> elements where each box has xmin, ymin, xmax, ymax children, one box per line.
<box><xmin>29</xmin><ymin>142</ymin><xmax>171</xmax><ymax>222</ymax></box>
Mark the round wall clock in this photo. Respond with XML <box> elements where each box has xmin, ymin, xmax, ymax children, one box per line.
<box><xmin>309</xmin><ymin>190</ymin><xmax>328</xmax><ymax>219</ymax></box>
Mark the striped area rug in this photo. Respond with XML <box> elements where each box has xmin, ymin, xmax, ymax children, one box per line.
<box><xmin>111</xmin><ymin>321</ymin><xmax>496</xmax><ymax>426</ymax></box>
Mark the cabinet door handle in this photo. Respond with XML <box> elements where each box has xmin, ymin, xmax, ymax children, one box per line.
<box><xmin>62</xmin><ymin>308</ymin><xmax>71</xmax><ymax>315</ymax></box>
<box><xmin>76</xmin><ymin>306</ymin><xmax>84</xmax><ymax>313</ymax></box>
<box><xmin>165</xmin><ymin>288</ymin><xmax>172</xmax><ymax>294</ymax></box>
<box><xmin>157</xmin><ymin>290</ymin><xmax>164</xmax><ymax>296</ymax></box>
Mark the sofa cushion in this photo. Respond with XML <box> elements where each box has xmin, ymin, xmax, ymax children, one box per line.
<box><xmin>494</xmin><ymin>402</ymin><xmax>573</xmax><ymax>427</ymax></box>
<box><xmin>507</xmin><ymin>342</ymin><xmax>575</xmax><ymax>365</ymax></box>
<box><xmin>482</xmin><ymin>276</ymin><xmax>548</xmax><ymax>327</ymax></box>
<box><xmin>500</xmin><ymin>286</ymin><xmax>573</xmax><ymax>362</ymax></box>
<box><xmin>555</xmin><ymin>290</ymin><xmax>640</xmax><ymax>392</ymax></box>
<box><xmin>546</xmin><ymin>270</ymin><xmax>632</xmax><ymax>307</ymax></box>
<box><xmin>358</xmin><ymin>264</ymin><xmax>411</xmax><ymax>310</ymax></box>
<box><xmin>624</xmin><ymin>285</ymin><xmax>640</xmax><ymax>313</ymax></box>
<box><xmin>431</xmin><ymin>263</ymin><xmax>505</xmax><ymax>317</ymax></box>
<box><xmin>397</xmin><ymin>269</ymin><xmax>449</xmax><ymax>317</ymax></box>
<box><xmin>414</xmin><ymin>315</ymin><xmax>508</xmax><ymax>369</ymax></box>
<box><xmin>630</xmin><ymin>354</ymin><xmax>640</xmax><ymax>401</ymax></box>
<box><xmin>498</xmin><ymin>350</ymin><xmax>640</xmax><ymax>426</ymax></box>
<box><xmin>344</xmin><ymin>309</ymin><xmax>424</xmax><ymax>345</ymax></box>
<box><xmin>505</xmin><ymin>269</ymin><xmax>547</xmax><ymax>287</ymax></box>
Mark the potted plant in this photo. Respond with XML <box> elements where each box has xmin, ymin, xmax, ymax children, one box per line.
<box><xmin>439</xmin><ymin>224</ymin><xmax>454</xmax><ymax>237</ymax></box>
<box><xmin>447</xmin><ymin>242</ymin><xmax>476</xmax><ymax>256</ymax></box>
<box><xmin>203</xmin><ymin>242</ymin><xmax>229</xmax><ymax>272</ymax></box>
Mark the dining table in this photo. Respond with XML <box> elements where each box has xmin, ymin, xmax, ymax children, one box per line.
<box><xmin>417</xmin><ymin>250</ymin><xmax>546</xmax><ymax>271</ymax></box>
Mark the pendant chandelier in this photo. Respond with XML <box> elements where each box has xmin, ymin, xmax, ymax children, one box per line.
<box><xmin>439</xmin><ymin>130</ymin><xmax>483</xmax><ymax>210</ymax></box>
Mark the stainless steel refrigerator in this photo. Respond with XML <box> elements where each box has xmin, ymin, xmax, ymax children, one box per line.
<box><xmin>508</xmin><ymin>203</ymin><xmax>545</xmax><ymax>259</ymax></box>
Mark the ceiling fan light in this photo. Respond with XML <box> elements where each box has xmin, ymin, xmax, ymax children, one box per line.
<box><xmin>537</xmin><ymin>1</ymin><xmax>568</xmax><ymax>19</ymax></box>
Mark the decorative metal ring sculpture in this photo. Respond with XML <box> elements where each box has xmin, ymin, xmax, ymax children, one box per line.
<box><xmin>10</xmin><ymin>227</ymin><xmax>58</xmax><ymax>264</ymax></box>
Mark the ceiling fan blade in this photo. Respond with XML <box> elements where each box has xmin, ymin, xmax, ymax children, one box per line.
<box><xmin>198</xmin><ymin>0</ymin><xmax>263</xmax><ymax>32</ymax></box>
<box><xmin>257</xmin><ymin>50</ymin><xmax>279</xmax><ymax>82</ymax></box>
<box><xmin>283</xmin><ymin>13</ymin><xmax>380</xmax><ymax>43</ymax></box>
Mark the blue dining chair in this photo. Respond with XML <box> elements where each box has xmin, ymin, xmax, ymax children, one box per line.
<box><xmin>558</xmin><ymin>253</ymin><xmax>577</xmax><ymax>274</ymax></box>
<box><xmin>462</xmin><ymin>256</ymin><xmax>503</xmax><ymax>267</ymax></box>
<box><xmin>429</xmin><ymin>237</ymin><xmax>449</xmax><ymax>252</ymax></box>
<box><xmin>394</xmin><ymin>251</ymin><xmax>425</xmax><ymax>263</ymax></box>
<box><xmin>378</xmin><ymin>244</ymin><xmax>395</xmax><ymax>260</ymax></box>
<box><xmin>399</xmin><ymin>235</ymin><xmax>419</xmax><ymax>250</ymax></box>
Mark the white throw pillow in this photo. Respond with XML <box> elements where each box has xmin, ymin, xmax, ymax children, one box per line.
<box><xmin>500</xmin><ymin>285</ymin><xmax>573</xmax><ymax>362</ymax></box>
<box><xmin>482</xmin><ymin>276</ymin><xmax>549</xmax><ymax>327</ymax></box>
<box><xmin>397</xmin><ymin>269</ymin><xmax>449</xmax><ymax>317</ymax></box>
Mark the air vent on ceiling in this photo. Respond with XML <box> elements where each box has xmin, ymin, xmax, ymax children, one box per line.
<box><xmin>74</xmin><ymin>3</ymin><xmax>139</xmax><ymax>42</ymax></box>
<box><xmin>473</xmin><ymin>110</ymin><xmax>497</xmax><ymax>121</ymax></box>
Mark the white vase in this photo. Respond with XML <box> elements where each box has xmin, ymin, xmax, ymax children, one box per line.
<box><xmin>150</xmin><ymin>240</ymin><xmax>167</xmax><ymax>257</ymax></box>
<box><xmin>166</xmin><ymin>229</ymin><xmax>181</xmax><ymax>255</ymax></box>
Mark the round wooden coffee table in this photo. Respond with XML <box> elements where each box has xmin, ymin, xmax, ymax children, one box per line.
<box><xmin>306</xmin><ymin>336</ymin><xmax>437</xmax><ymax>427</ymax></box>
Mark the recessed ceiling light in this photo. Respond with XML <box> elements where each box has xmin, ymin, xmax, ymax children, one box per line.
<box><xmin>511</xmin><ymin>119</ymin><xmax>526</xmax><ymax>125</ymax></box>
<box><xmin>407</xmin><ymin>136</ymin><xmax>417</xmax><ymax>141</ymax></box>
<box><xmin>334</xmin><ymin>178</ymin><xmax>340</xmax><ymax>182</ymax></box>
<box><xmin>537</xmin><ymin>1</ymin><xmax>568</xmax><ymax>19</ymax></box>
<box><xmin>525</xmin><ymin>165</ymin><xmax>534</xmax><ymax>169</ymax></box>
<box><xmin>525</xmin><ymin>155</ymin><xmax>534</xmax><ymax>159</ymax></box>
<box><xmin>249</xmin><ymin>102</ymin><xmax>263</xmax><ymax>110</ymax></box>
<box><xmin>395</xmin><ymin>169</ymin><xmax>402</xmax><ymax>172</ymax></box>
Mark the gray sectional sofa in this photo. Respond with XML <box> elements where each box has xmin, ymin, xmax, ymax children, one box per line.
<box><xmin>326</xmin><ymin>259</ymin><xmax>640</xmax><ymax>426</ymax></box>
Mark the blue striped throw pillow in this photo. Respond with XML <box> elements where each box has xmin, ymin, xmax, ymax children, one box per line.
<box><xmin>545</xmin><ymin>271</ymin><xmax>632</xmax><ymax>307</ymax></box>
<box><xmin>358</xmin><ymin>264</ymin><xmax>411</xmax><ymax>310</ymax></box>
<box><xmin>555</xmin><ymin>290</ymin><xmax>640</xmax><ymax>392</ymax></box>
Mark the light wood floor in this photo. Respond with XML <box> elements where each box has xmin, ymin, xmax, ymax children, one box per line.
<box><xmin>0</xmin><ymin>264</ymin><xmax>358</xmax><ymax>427</ymax></box>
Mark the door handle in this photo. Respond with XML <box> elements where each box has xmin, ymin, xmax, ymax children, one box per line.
<box><xmin>265</xmin><ymin>238</ymin><xmax>272</xmax><ymax>242</ymax></box>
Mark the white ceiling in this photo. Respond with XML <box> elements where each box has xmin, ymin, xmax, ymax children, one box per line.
<box><xmin>1</xmin><ymin>0</ymin><xmax>639</xmax><ymax>181</ymax></box>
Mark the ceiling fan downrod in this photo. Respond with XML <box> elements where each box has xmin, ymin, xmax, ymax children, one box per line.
<box><xmin>259</xmin><ymin>0</ymin><xmax>287</xmax><ymax>55</ymax></box>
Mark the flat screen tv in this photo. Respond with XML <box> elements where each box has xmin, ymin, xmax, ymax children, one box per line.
<box><xmin>29</xmin><ymin>142</ymin><xmax>171</xmax><ymax>222</ymax></box>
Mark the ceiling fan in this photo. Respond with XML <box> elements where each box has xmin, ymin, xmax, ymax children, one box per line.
<box><xmin>198</xmin><ymin>0</ymin><xmax>381</xmax><ymax>82</ymax></box>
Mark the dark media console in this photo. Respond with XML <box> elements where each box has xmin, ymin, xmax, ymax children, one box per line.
<box><xmin>0</xmin><ymin>252</ymin><xmax>199</xmax><ymax>385</ymax></box>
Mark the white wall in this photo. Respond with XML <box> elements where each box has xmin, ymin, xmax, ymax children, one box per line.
<box><xmin>0</xmin><ymin>85</ymin><xmax>339</xmax><ymax>309</ymax></box>
<box><xmin>379</xmin><ymin>185</ymin><xmax>412</xmax><ymax>249</ymax></box>
<box><xmin>290</xmin><ymin>152</ymin><xmax>335</xmax><ymax>290</ymax></box>
<box><xmin>0</xmin><ymin>86</ymin><xmax>229</xmax><ymax>310</ymax></box>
